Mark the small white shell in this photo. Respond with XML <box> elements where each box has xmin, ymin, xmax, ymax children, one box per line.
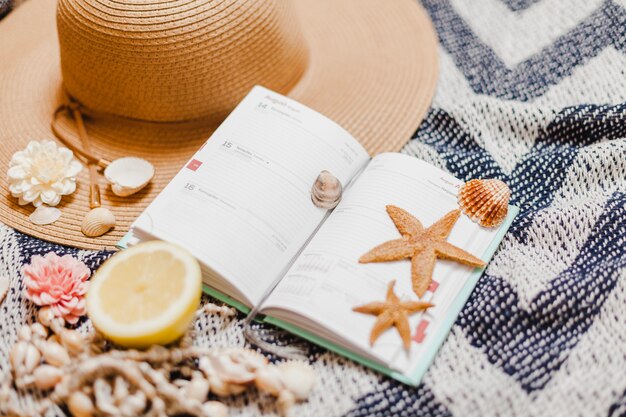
<box><xmin>311</xmin><ymin>170</ymin><xmax>342</xmax><ymax>209</ymax></box>
<box><xmin>37</xmin><ymin>306</ymin><xmax>55</xmax><ymax>327</ymax></box>
<box><xmin>30</xmin><ymin>322</ymin><xmax>48</xmax><ymax>339</ymax></box>
<box><xmin>17</xmin><ymin>325</ymin><xmax>32</xmax><ymax>342</ymax></box>
<box><xmin>206</xmin><ymin>375</ymin><xmax>230</xmax><ymax>397</ymax></box>
<box><xmin>29</xmin><ymin>205</ymin><xmax>61</xmax><ymax>225</ymax></box>
<box><xmin>201</xmin><ymin>353</ymin><xmax>256</xmax><ymax>384</ymax></box>
<box><xmin>33</xmin><ymin>365</ymin><xmax>63</xmax><ymax>390</ymax></box>
<box><xmin>0</xmin><ymin>275</ymin><xmax>8</xmax><ymax>305</ymax></box>
<box><xmin>24</xmin><ymin>343</ymin><xmax>42</xmax><ymax>373</ymax></box>
<box><xmin>104</xmin><ymin>157</ymin><xmax>154</xmax><ymax>197</ymax></box>
<box><xmin>277</xmin><ymin>390</ymin><xmax>296</xmax><ymax>413</ymax></box>
<box><xmin>277</xmin><ymin>361</ymin><xmax>315</xmax><ymax>400</ymax></box>
<box><xmin>42</xmin><ymin>341</ymin><xmax>70</xmax><ymax>367</ymax></box>
<box><xmin>254</xmin><ymin>365</ymin><xmax>283</xmax><ymax>396</ymax></box>
<box><xmin>186</xmin><ymin>372</ymin><xmax>210</xmax><ymax>402</ymax></box>
<box><xmin>202</xmin><ymin>401</ymin><xmax>228</xmax><ymax>417</ymax></box>
<box><xmin>9</xmin><ymin>341</ymin><xmax>28</xmax><ymax>373</ymax></box>
<box><xmin>232</xmin><ymin>348</ymin><xmax>268</xmax><ymax>370</ymax></box>
<box><xmin>60</xmin><ymin>329</ymin><xmax>84</xmax><ymax>355</ymax></box>
<box><xmin>67</xmin><ymin>391</ymin><xmax>95</xmax><ymax>417</ymax></box>
<box><xmin>81</xmin><ymin>207</ymin><xmax>116</xmax><ymax>237</ymax></box>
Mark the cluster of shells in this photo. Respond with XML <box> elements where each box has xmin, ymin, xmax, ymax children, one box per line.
<box><xmin>2</xmin><ymin>304</ymin><xmax>315</xmax><ymax>417</ymax></box>
<box><xmin>80</xmin><ymin>157</ymin><xmax>155</xmax><ymax>237</ymax></box>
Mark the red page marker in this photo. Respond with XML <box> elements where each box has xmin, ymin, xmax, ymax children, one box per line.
<box><xmin>186</xmin><ymin>159</ymin><xmax>203</xmax><ymax>171</ymax></box>
<box><xmin>427</xmin><ymin>280</ymin><xmax>439</xmax><ymax>293</ymax></box>
<box><xmin>412</xmin><ymin>319</ymin><xmax>430</xmax><ymax>343</ymax></box>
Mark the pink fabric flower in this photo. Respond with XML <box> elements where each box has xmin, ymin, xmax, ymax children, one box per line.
<box><xmin>23</xmin><ymin>252</ymin><xmax>91</xmax><ymax>324</ymax></box>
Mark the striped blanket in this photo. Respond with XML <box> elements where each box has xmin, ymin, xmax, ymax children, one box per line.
<box><xmin>0</xmin><ymin>0</ymin><xmax>624</xmax><ymax>416</ymax></box>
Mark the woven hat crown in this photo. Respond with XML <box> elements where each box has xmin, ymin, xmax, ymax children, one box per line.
<box><xmin>56</xmin><ymin>0</ymin><xmax>308</xmax><ymax>122</ymax></box>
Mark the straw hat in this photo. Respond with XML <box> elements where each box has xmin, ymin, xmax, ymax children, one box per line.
<box><xmin>0</xmin><ymin>0</ymin><xmax>438</xmax><ymax>250</ymax></box>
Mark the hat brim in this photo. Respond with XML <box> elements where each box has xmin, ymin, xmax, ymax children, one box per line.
<box><xmin>0</xmin><ymin>0</ymin><xmax>438</xmax><ymax>250</ymax></box>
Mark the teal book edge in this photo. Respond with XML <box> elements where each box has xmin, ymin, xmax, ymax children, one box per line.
<box><xmin>118</xmin><ymin>205</ymin><xmax>519</xmax><ymax>386</ymax></box>
<box><xmin>263</xmin><ymin>205</ymin><xmax>519</xmax><ymax>386</ymax></box>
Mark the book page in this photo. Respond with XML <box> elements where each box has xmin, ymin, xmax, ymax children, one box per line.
<box><xmin>261</xmin><ymin>153</ymin><xmax>504</xmax><ymax>371</ymax></box>
<box><xmin>131</xmin><ymin>86</ymin><xmax>370</xmax><ymax>307</ymax></box>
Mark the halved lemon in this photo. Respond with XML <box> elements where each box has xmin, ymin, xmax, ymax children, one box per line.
<box><xmin>87</xmin><ymin>241</ymin><xmax>202</xmax><ymax>348</ymax></box>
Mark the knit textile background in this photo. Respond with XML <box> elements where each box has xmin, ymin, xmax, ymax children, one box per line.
<box><xmin>0</xmin><ymin>0</ymin><xmax>625</xmax><ymax>416</ymax></box>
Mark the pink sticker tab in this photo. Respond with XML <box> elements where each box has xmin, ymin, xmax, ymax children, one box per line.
<box><xmin>186</xmin><ymin>159</ymin><xmax>203</xmax><ymax>171</ymax></box>
<box><xmin>412</xmin><ymin>319</ymin><xmax>430</xmax><ymax>343</ymax></box>
<box><xmin>427</xmin><ymin>280</ymin><xmax>439</xmax><ymax>293</ymax></box>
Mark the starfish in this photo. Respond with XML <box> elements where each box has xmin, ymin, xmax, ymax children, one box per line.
<box><xmin>359</xmin><ymin>206</ymin><xmax>486</xmax><ymax>297</ymax></box>
<box><xmin>353</xmin><ymin>280</ymin><xmax>433</xmax><ymax>349</ymax></box>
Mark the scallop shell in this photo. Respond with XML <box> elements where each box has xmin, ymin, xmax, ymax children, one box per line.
<box><xmin>29</xmin><ymin>205</ymin><xmax>61</xmax><ymax>225</ymax></box>
<box><xmin>458</xmin><ymin>179</ymin><xmax>511</xmax><ymax>228</ymax></box>
<box><xmin>311</xmin><ymin>170</ymin><xmax>342</xmax><ymax>209</ymax></box>
<box><xmin>81</xmin><ymin>207</ymin><xmax>116</xmax><ymax>237</ymax></box>
<box><xmin>104</xmin><ymin>157</ymin><xmax>154</xmax><ymax>197</ymax></box>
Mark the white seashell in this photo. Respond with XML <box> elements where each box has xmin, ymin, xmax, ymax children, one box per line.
<box><xmin>277</xmin><ymin>389</ymin><xmax>296</xmax><ymax>413</ymax></box>
<box><xmin>458</xmin><ymin>178</ymin><xmax>511</xmax><ymax>228</ymax></box>
<box><xmin>0</xmin><ymin>275</ymin><xmax>8</xmax><ymax>305</ymax></box>
<box><xmin>255</xmin><ymin>366</ymin><xmax>284</xmax><ymax>396</ymax></box>
<box><xmin>81</xmin><ymin>207</ymin><xmax>116</xmax><ymax>237</ymax></box>
<box><xmin>33</xmin><ymin>365</ymin><xmax>63</xmax><ymax>390</ymax></box>
<box><xmin>104</xmin><ymin>157</ymin><xmax>154</xmax><ymax>197</ymax></box>
<box><xmin>211</xmin><ymin>354</ymin><xmax>256</xmax><ymax>384</ymax></box>
<box><xmin>9</xmin><ymin>341</ymin><xmax>28</xmax><ymax>373</ymax></box>
<box><xmin>202</xmin><ymin>401</ymin><xmax>228</xmax><ymax>417</ymax></box>
<box><xmin>311</xmin><ymin>170</ymin><xmax>342</xmax><ymax>209</ymax></box>
<box><xmin>29</xmin><ymin>205</ymin><xmax>61</xmax><ymax>225</ymax></box>
<box><xmin>68</xmin><ymin>390</ymin><xmax>95</xmax><ymax>417</ymax></box>
<box><xmin>42</xmin><ymin>341</ymin><xmax>70</xmax><ymax>367</ymax></box>
<box><xmin>207</xmin><ymin>375</ymin><xmax>231</xmax><ymax>397</ymax></box>
<box><xmin>234</xmin><ymin>349</ymin><xmax>269</xmax><ymax>370</ymax></box>
<box><xmin>37</xmin><ymin>306</ymin><xmax>55</xmax><ymax>327</ymax></box>
<box><xmin>186</xmin><ymin>372</ymin><xmax>210</xmax><ymax>402</ymax></box>
<box><xmin>277</xmin><ymin>361</ymin><xmax>315</xmax><ymax>400</ymax></box>
<box><xmin>60</xmin><ymin>329</ymin><xmax>84</xmax><ymax>356</ymax></box>
<box><xmin>200</xmin><ymin>351</ymin><xmax>258</xmax><ymax>384</ymax></box>
<box><xmin>17</xmin><ymin>325</ymin><xmax>32</xmax><ymax>342</ymax></box>
<box><xmin>30</xmin><ymin>322</ymin><xmax>48</xmax><ymax>339</ymax></box>
<box><xmin>24</xmin><ymin>343</ymin><xmax>42</xmax><ymax>374</ymax></box>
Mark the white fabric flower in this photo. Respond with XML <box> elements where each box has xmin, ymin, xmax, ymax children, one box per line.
<box><xmin>7</xmin><ymin>140</ymin><xmax>83</xmax><ymax>207</ymax></box>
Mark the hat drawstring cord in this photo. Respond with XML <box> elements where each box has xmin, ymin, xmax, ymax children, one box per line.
<box><xmin>51</xmin><ymin>102</ymin><xmax>110</xmax><ymax>210</ymax></box>
<box><xmin>51</xmin><ymin>103</ymin><xmax>111</xmax><ymax>170</ymax></box>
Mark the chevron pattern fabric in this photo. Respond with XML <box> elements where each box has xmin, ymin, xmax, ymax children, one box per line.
<box><xmin>0</xmin><ymin>1</ymin><xmax>625</xmax><ymax>416</ymax></box>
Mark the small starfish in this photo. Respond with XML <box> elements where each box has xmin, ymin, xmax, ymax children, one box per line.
<box><xmin>359</xmin><ymin>206</ymin><xmax>486</xmax><ymax>297</ymax></box>
<box><xmin>353</xmin><ymin>280</ymin><xmax>433</xmax><ymax>349</ymax></box>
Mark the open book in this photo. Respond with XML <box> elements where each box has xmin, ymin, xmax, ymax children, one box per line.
<box><xmin>120</xmin><ymin>86</ymin><xmax>518</xmax><ymax>386</ymax></box>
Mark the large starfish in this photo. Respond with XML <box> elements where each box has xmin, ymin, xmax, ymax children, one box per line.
<box><xmin>353</xmin><ymin>280</ymin><xmax>433</xmax><ymax>349</ymax></box>
<box><xmin>359</xmin><ymin>206</ymin><xmax>486</xmax><ymax>297</ymax></box>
